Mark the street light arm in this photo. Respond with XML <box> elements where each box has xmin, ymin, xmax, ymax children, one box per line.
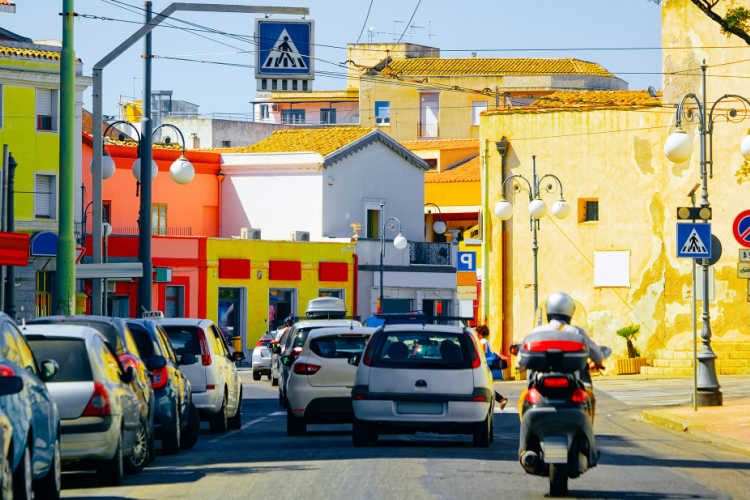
<box><xmin>675</xmin><ymin>93</ymin><xmax>704</xmax><ymax>129</ymax></box>
<box><xmin>102</xmin><ymin>120</ymin><xmax>142</xmax><ymax>144</ymax></box>
<box><xmin>153</xmin><ymin>123</ymin><xmax>187</xmax><ymax>155</ymax></box>
<box><xmin>537</xmin><ymin>173</ymin><xmax>565</xmax><ymax>200</ymax></box>
<box><xmin>385</xmin><ymin>216</ymin><xmax>402</xmax><ymax>236</ymax></box>
<box><xmin>501</xmin><ymin>174</ymin><xmax>533</xmax><ymax>201</ymax></box>
<box><xmin>707</xmin><ymin>94</ymin><xmax>750</xmax><ymax>132</ymax></box>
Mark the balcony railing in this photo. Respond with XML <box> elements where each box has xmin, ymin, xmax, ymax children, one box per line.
<box><xmin>112</xmin><ymin>226</ymin><xmax>194</xmax><ymax>237</ymax></box>
<box><xmin>409</xmin><ymin>242</ymin><xmax>452</xmax><ymax>266</ymax></box>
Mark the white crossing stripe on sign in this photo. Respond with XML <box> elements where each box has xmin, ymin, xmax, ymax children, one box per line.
<box><xmin>262</xmin><ymin>28</ymin><xmax>308</xmax><ymax>69</ymax></box>
<box><xmin>680</xmin><ymin>228</ymin><xmax>708</xmax><ymax>255</ymax></box>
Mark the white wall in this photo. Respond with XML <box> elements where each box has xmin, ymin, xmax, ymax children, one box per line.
<box><xmin>323</xmin><ymin>141</ymin><xmax>425</xmax><ymax>241</ymax></box>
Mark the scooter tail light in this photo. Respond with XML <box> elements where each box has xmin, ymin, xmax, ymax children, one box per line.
<box><xmin>198</xmin><ymin>330</ymin><xmax>212</xmax><ymax>366</ymax></box>
<box><xmin>542</xmin><ymin>377</ymin><xmax>569</xmax><ymax>388</ymax></box>
<box><xmin>82</xmin><ymin>382</ymin><xmax>111</xmax><ymax>417</ymax></box>
<box><xmin>151</xmin><ymin>366</ymin><xmax>168</xmax><ymax>390</ymax></box>
<box><xmin>571</xmin><ymin>388</ymin><xmax>588</xmax><ymax>403</ymax></box>
<box><xmin>525</xmin><ymin>387</ymin><xmax>542</xmax><ymax>404</ymax></box>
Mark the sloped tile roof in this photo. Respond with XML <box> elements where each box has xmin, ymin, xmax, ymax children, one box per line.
<box><xmin>382</xmin><ymin>58</ymin><xmax>613</xmax><ymax>77</ymax></box>
<box><xmin>425</xmin><ymin>155</ymin><xmax>480</xmax><ymax>183</ymax></box>
<box><xmin>0</xmin><ymin>0</ymin><xmax>15</xmax><ymax>12</ymax></box>
<box><xmin>402</xmin><ymin>138</ymin><xmax>479</xmax><ymax>152</ymax></box>
<box><xmin>484</xmin><ymin>90</ymin><xmax>662</xmax><ymax>115</ymax></box>
<box><xmin>217</xmin><ymin>126</ymin><xmax>375</xmax><ymax>156</ymax></box>
<box><xmin>0</xmin><ymin>44</ymin><xmax>59</xmax><ymax>60</ymax></box>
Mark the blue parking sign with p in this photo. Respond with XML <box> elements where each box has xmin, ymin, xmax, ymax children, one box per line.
<box><xmin>457</xmin><ymin>251</ymin><xmax>476</xmax><ymax>272</ymax></box>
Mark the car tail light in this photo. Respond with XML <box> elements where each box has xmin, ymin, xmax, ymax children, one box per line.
<box><xmin>362</xmin><ymin>339</ymin><xmax>375</xmax><ymax>366</ymax></box>
<box><xmin>467</xmin><ymin>332</ymin><xmax>482</xmax><ymax>369</ymax></box>
<box><xmin>525</xmin><ymin>387</ymin><xmax>542</xmax><ymax>404</ymax></box>
<box><xmin>473</xmin><ymin>395</ymin><xmax>487</xmax><ymax>402</ymax></box>
<box><xmin>542</xmin><ymin>377</ymin><xmax>569</xmax><ymax>388</ymax></box>
<box><xmin>151</xmin><ymin>366</ymin><xmax>168</xmax><ymax>390</ymax></box>
<box><xmin>83</xmin><ymin>382</ymin><xmax>111</xmax><ymax>417</ymax></box>
<box><xmin>571</xmin><ymin>388</ymin><xmax>588</xmax><ymax>403</ymax></box>
<box><xmin>353</xmin><ymin>394</ymin><xmax>367</xmax><ymax>400</ymax></box>
<box><xmin>293</xmin><ymin>363</ymin><xmax>320</xmax><ymax>375</ymax></box>
<box><xmin>0</xmin><ymin>366</ymin><xmax>14</xmax><ymax>377</ymax></box>
<box><xmin>198</xmin><ymin>330</ymin><xmax>212</xmax><ymax>366</ymax></box>
<box><xmin>206</xmin><ymin>384</ymin><xmax>216</xmax><ymax>390</ymax></box>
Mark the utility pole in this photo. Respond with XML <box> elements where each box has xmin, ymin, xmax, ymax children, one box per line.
<box><xmin>55</xmin><ymin>0</ymin><xmax>76</xmax><ymax>314</ymax></box>
<box><xmin>3</xmin><ymin>153</ymin><xmax>16</xmax><ymax>318</ymax></box>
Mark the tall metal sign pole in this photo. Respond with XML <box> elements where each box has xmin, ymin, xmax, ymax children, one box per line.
<box><xmin>89</xmin><ymin>3</ymin><xmax>309</xmax><ymax>315</ymax></box>
<box><xmin>138</xmin><ymin>1</ymin><xmax>154</xmax><ymax>315</ymax></box>
<box><xmin>56</xmin><ymin>0</ymin><xmax>76</xmax><ymax>314</ymax></box>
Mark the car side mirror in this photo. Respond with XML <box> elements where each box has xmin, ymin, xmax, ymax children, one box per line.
<box><xmin>347</xmin><ymin>353</ymin><xmax>361</xmax><ymax>366</ymax></box>
<box><xmin>40</xmin><ymin>359</ymin><xmax>59</xmax><ymax>382</ymax></box>
<box><xmin>232</xmin><ymin>351</ymin><xmax>245</xmax><ymax>362</ymax></box>
<box><xmin>145</xmin><ymin>356</ymin><xmax>167</xmax><ymax>372</ymax></box>
<box><xmin>120</xmin><ymin>365</ymin><xmax>135</xmax><ymax>384</ymax></box>
<box><xmin>494</xmin><ymin>391</ymin><xmax>504</xmax><ymax>403</ymax></box>
<box><xmin>178</xmin><ymin>353</ymin><xmax>197</xmax><ymax>366</ymax></box>
<box><xmin>0</xmin><ymin>375</ymin><xmax>23</xmax><ymax>395</ymax></box>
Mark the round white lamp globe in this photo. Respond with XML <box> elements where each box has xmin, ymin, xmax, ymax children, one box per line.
<box><xmin>550</xmin><ymin>200</ymin><xmax>570</xmax><ymax>219</ymax></box>
<box><xmin>393</xmin><ymin>233</ymin><xmax>408</xmax><ymax>250</ymax></box>
<box><xmin>741</xmin><ymin>134</ymin><xmax>750</xmax><ymax>161</ymax></box>
<box><xmin>494</xmin><ymin>200</ymin><xmax>513</xmax><ymax>220</ymax></box>
<box><xmin>132</xmin><ymin>157</ymin><xmax>158</xmax><ymax>182</ymax></box>
<box><xmin>664</xmin><ymin>131</ymin><xmax>693</xmax><ymax>163</ymax></box>
<box><xmin>169</xmin><ymin>155</ymin><xmax>195</xmax><ymax>184</ymax></box>
<box><xmin>529</xmin><ymin>198</ymin><xmax>547</xmax><ymax>219</ymax></box>
<box><xmin>432</xmin><ymin>219</ymin><xmax>447</xmax><ymax>235</ymax></box>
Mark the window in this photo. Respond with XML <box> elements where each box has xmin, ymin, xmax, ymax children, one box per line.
<box><xmin>165</xmin><ymin>285</ymin><xmax>185</xmax><ymax>318</ymax></box>
<box><xmin>152</xmin><ymin>203</ymin><xmax>167</xmax><ymax>235</ymax></box>
<box><xmin>292</xmin><ymin>80</ymin><xmax>298</xmax><ymax>91</ymax></box>
<box><xmin>424</xmin><ymin>158</ymin><xmax>437</xmax><ymax>170</ymax></box>
<box><xmin>103</xmin><ymin>200</ymin><xmax>112</xmax><ymax>224</ymax></box>
<box><xmin>375</xmin><ymin>101</ymin><xmax>390</xmax><ymax>125</ymax></box>
<box><xmin>311</xmin><ymin>334</ymin><xmax>369</xmax><ymax>359</ymax></box>
<box><xmin>578</xmin><ymin>198</ymin><xmax>599</xmax><ymax>223</ymax></box>
<box><xmin>0</xmin><ymin>84</ymin><xmax>3</xmax><ymax>129</ymax></box>
<box><xmin>261</xmin><ymin>79</ymin><xmax>268</xmax><ymax>90</ymax></box>
<box><xmin>35</xmin><ymin>174</ymin><xmax>56</xmax><ymax>219</ymax></box>
<box><xmin>36</xmin><ymin>88</ymin><xmax>58</xmax><ymax>131</ymax></box>
<box><xmin>302</xmin><ymin>80</ymin><xmax>308</xmax><ymax>91</ymax></box>
<box><xmin>260</xmin><ymin>104</ymin><xmax>270</xmax><ymax>119</ymax></box>
<box><xmin>366</xmin><ymin>208</ymin><xmax>380</xmax><ymax>238</ymax></box>
<box><xmin>221</xmin><ymin>140</ymin><xmax>232</xmax><ymax>148</ymax></box>
<box><xmin>272</xmin><ymin>79</ymin><xmax>278</xmax><ymax>90</ymax></box>
<box><xmin>320</xmin><ymin>108</ymin><xmax>337</xmax><ymax>124</ymax></box>
<box><xmin>419</xmin><ymin>92</ymin><xmax>439</xmax><ymax>137</ymax></box>
<box><xmin>27</xmin><ymin>338</ymin><xmax>93</xmax><ymax>382</ymax></box>
<box><xmin>593</xmin><ymin>250</ymin><xmax>630</xmax><ymax>288</ymax></box>
<box><xmin>471</xmin><ymin>101</ymin><xmax>488</xmax><ymax>126</ymax></box>
<box><xmin>319</xmin><ymin>288</ymin><xmax>344</xmax><ymax>299</ymax></box>
<box><xmin>367</xmin><ymin>331</ymin><xmax>475</xmax><ymax>369</ymax></box>
<box><xmin>281</xmin><ymin>109</ymin><xmax>305</xmax><ymax>124</ymax></box>
<box><xmin>282</xmin><ymin>79</ymin><xmax>288</xmax><ymax>91</ymax></box>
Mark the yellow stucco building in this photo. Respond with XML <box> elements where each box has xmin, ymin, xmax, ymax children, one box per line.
<box><xmin>479</xmin><ymin>0</ymin><xmax>750</xmax><ymax>375</ymax></box>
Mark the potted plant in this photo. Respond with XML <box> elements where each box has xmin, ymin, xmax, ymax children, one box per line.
<box><xmin>615</xmin><ymin>324</ymin><xmax>647</xmax><ymax>375</ymax></box>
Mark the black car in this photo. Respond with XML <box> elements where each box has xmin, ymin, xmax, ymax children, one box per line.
<box><xmin>27</xmin><ymin>316</ymin><xmax>154</xmax><ymax>472</ymax></box>
<box><xmin>126</xmin><ymin>319</ymin><xmax>200</xmax><ymax>452</ymax></box>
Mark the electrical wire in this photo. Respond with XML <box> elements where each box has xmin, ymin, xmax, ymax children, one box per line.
<box><xmin>396</xmin><ymin>0</ymin><xmax>422</xmax><ymax>43</ymax></box>
<box><xmin>355</xmin><ymin>0</ymin><xmax>375</xmax><ymax>43</ymax></box>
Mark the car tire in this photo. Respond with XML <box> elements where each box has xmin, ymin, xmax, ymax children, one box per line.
<box><xmin>252</xmin><ymin>370</ymin><xmax>261</xmax><ymax>381</ymax></box>
<box><xmin>286</xmin><ymin>409</ymin><xmax>306</xmax><ymax>436</ymax></box>
<box><xmin>181</xmin><ymin>403</ymin><xmax>200</xmax><ymax>450</ymax></box>
<box><xmin>100</xmin><ymin>429</ymin><xmax>124</xmax><ymax>486</ymax></box>
<box><xmin>12</xmin><ymin>442</ymin><xmax>32</xmax><ymax>500</ymax></box>
<box><xmin>489</xmin><ymin>413</ymin><xmax>495</xmax><ymax>444</ymax></box>
<box><xmin>210</xmin><ymin>393</ymin><xmax>228</xmax><ymax>434</ymax></box>
<box><xmin>125</xmin><ymin>419</ymin><xmax>149</xmax><ymax>473</ymax></box>
<box><xmin>472</xmin><ymin>412</ymin><xmax>492</xmax><ymax>448</ymax></box>
<box><xmin>352</xmin><ymin>419</ymin><xmax>376</xmax><ymax>447</ymax></box>
<box><xmin>163</xmin><ymin>404</ymin><xmax>181</xmax><ymax>454</ymax></box>
<box><xmin>228</xmin><ymin>388</ymin><xmax>243</xmax><ymax>430</ymax></box>
<box><xmin>271</xmin><ymin>377</ymin><xmax>279</xmax><ymax>387</ymax></box>
<box><xmin>33</xmin><ymin>434</ymin><xmax>61</xmax><ymax>500</ymax></box>
<box><xmin>0</xmin><ymin>447</ymin><xmax>13</xmax><ymax>500</ymax></box>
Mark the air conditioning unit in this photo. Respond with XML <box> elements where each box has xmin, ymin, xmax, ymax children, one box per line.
<box><xmin>291</xmin><ymin>231</ymin><xmax>310</xmax><ymax>242</ymax></box>
<box><xmin>247</xmin><ymin>228</ymin><xmax>261</xmax><ymax>240</ymax></box>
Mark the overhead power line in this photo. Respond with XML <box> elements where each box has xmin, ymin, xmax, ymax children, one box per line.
<box><xmin>356</xmin><ymin>0</ymin><xmax>375</xmax><ymax>43</ymax></box>
<box><xmin>396</xmin><ymin>0</ymin><xmax>422</xmax><ymax>43</ymax></box>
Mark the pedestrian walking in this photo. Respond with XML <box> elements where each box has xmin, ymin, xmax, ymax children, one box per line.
<box><xmin>476</xmin><ymin>325</ymin><xmax>507</xmax><ymax>409</ymax></box>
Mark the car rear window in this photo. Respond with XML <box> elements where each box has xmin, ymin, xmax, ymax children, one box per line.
<box><xmin>368</xmin><ymin>331</ymin><xmax>475</xmax><ymax>369</ymax></box>
<box><xmin>61</xmin><ymin>321</ymin><xmax>124</xmax><ymax>355</ymax></box>
<box><xmin>27</xmin><ymin>338</ymin><xmax>93</xmax><ymax>382</ymax></box>
<box><xmin>310</xmin><ymin>334</ymin><xmax>369</xmax><ymax>359</ymax></box>
<box><xmin>162</xmin><ymin>326</ymin><xmax>202</xmax><ymax>355</ymax></box>
<box><xmin>127</xmin><ymin>323</ymin><xmax>160</xmax><ymax>359</ymax></box>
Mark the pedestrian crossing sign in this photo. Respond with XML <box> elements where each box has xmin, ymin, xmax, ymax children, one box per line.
<box><xmin>256</xmin><ymin>19</ymin><xmax>314</xmax><ymax>79</ymax></box>
<box><xmin>677</xmin><ymin>222</ymin><xmax>711</xmax><ymax>258</ymax></box>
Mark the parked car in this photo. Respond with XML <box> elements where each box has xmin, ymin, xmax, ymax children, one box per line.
<box><xmin>270</xmin><ymin>326</ymin><xmax>292</xmax><ymax>387</ymax></box>
<box><xmin>285</xmin><ymin>326</ymin><xmax>375</xmax><ymax>435</ymax></box>
<box><xmin>126</xmin><ymin>319</ymin><xmax>200</xmax><ymax>452</ymax></box>
<box><xmin>158</xmin><ymin>319</ymin><xmax>243</xmax><ymax>433</ymax></box>
<box><xmin>23</xmin><ymin>324</ymin><xmax>145</xmax><ymax>486</ymax></box>
<box><xmin>0</xmin><ymin>314</ymin><xmax>62</xmax><ymax>500</ymax></box>
<box><xmin>251</xmin><ymin>333</ymin><xmax>275</xmax><ymax>381</ymax></box>
<box><xmin>350</xmin><ymin>323</ymin><xmax>496</xmax><ymax>447</ymax></box>
<box><xmin>27</xmin><ymin>316</ymin><xmax>154</xmax><ymax>472</ymax></box>
<box><xmin>0</xmin><ymin>406</ymin><xmax>16</xmax><ymax>499</ymax></box>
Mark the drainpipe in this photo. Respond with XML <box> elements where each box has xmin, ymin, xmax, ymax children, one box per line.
<box><xmin>352</xmin><ymin>253</ymin><xmax>358</xmax><ymax>318</ymax></box>
<box><xmin>217</xmin><ymin>171</ymin><xmax>224</xmax><ymax>237</ymax></box>
<box><xmin>5</xmin><ymin>153</ymin><xmax>17</xmax><ymax>318</ymax></box>
<box><xmin>481</xmin><ymin>141</ymin><xmax>490</xmax><ymax>324</ymax></box>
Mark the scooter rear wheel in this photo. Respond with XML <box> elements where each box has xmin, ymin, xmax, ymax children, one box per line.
<box><xmin>549</xmin><ymin>463</ymin><xmax>568</xmax><ymax>496</ymax></box>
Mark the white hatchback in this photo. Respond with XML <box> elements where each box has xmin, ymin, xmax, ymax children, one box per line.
<box><xmin>351</xmin><ymin>324</ymin><xmax>496</xmax><ymax>447</ymax></box>
<box><xmin>286</xmin><ymin>326</ymin><xmax>375</xmax><ymax>435</ymax></box>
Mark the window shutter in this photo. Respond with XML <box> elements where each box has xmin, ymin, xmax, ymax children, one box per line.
<box><xmin>36</xmin><ymin>89</ymin><xmax>52</xmax><ymax>116</ymax></box>
<box><xmin>35</xmin><ymin>175</ymin><xmax>53</xmax><ymax>218</ymax></box>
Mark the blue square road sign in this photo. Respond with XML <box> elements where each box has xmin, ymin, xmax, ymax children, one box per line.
<box><xmin>677</xmin><ymin>222</ymin><xmax>711</xmax><ymax>259</ymax></box>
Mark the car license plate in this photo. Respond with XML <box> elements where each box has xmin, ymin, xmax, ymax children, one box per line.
<box><xmin>396</xmin><ymin>402</ymin><xmax>443</xmax><ymax>415</ymax></box>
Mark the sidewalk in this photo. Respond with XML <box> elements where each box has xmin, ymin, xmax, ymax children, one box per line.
<box><xmin>640</xmin><ymin>398</ymin><xmax>750</xmax><ymax>456</ymax></box>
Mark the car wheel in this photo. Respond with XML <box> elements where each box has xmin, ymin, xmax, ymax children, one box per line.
<box><xmin>163</xmin><ymin>405</ymin><xmax>181</xmax><ymax>454</ymax></box>
<box><xmin>252</xmin><ymin>371</ymin><xmax>261</xmax><ymax>381</ymax></box>
<box><xmin>33</xmin><ymin>434</ymin><xmax>61</xmax><ymax>500</ymax></box>
<box><xmin>472</xmin><ymin>412</ymin><xmax>492</xmax><ymax>448</ymax></box>
<box><xmin>210</xmin><ymin>393</ymin><xmax>228</xmax><ymax>434</ymax></box>
<box><xmin>181</xmin><ymin>403</ymin><xmax>200</xmax><ymax>450</ymax></box>
<box><xmin>352</xmin><ymin>419</ymin><xmax>376</xmax><ymax>447</ymax></box>
<box><xmin>125</xmin><ymin>419</ymin><xmax>149</xmax><ymax>473</ymax></box>
<box><xmin>271</xmin><ymin>377</ymin><xmax>279</xmax><ymax>387</ymax></box>
<box><xmin>228</xmin><ymin>388</ymin><xmax>243</xmax><ymax>430</ymax></box>
<box><xmin>0</xmin><ymin>447</ymin><xmax>12</xmax><ymax>500</ymax></box>
<box><xmin>100</xmin><ymin>429</ymin><xmax>124</xmax><ymax>486</ymax></box>
<box><xmin>12</xmin><ymin>442</ymin><xmax>31</xmax><ymax>500</ymax></box>
<box><xmin>286</xmin><ymin>409</ymin><xmax>306</xmax><ymax>436</ymax></box>
<box><xmin>549</xmin><ymin>463</ymin><xmax>568</xmax><ymax>496</ymax></box>
<box><xmin>489</xmin><ymin>413</ymin><xmax>495</xmax><ymax>444</ymax></box>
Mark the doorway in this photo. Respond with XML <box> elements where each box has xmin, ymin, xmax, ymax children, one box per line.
<box><xmin>218</xmin><ymin>287</ymin><xmax>246</xmax><ymax>355</ymax></box>
<box><xmin>269</xmin><ymin>288</ymin><xmax>296</xmax><ymax>331</ymax></box>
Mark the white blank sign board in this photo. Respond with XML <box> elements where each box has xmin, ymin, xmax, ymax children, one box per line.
<box><xmin>594</xmin><ymin>251</ymin><xmax>630</xmax><ymax>287</ymax></box>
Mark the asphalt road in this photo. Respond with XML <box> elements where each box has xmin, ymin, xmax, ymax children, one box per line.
<box><xmin>61</xmin><ymin>374</ymin><xmax>750</xmax><ymax>500</ymax></box>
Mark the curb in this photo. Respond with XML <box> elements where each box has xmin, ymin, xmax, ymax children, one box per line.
<box><xmin>638</xmin><ymin>410</ymin><xmax>750</xmax><ymax>457</ymax></box>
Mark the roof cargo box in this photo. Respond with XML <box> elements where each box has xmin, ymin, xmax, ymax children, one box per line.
<box><xmin>518</xmin><ymin>329</ymin><xmax>588</xmax><ymax>373</ymax></box>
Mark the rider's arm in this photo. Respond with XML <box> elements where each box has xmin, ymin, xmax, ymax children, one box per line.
<box><xmin>577</xmin><ymin>327</ymin><xmax>604</xmax><ymax>365</ymax></box>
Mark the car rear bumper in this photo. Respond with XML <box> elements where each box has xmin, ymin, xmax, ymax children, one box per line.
<box><xmin>287</xmin><ymin>380</ymin><xmax>354</xmax><ymax>421</ymax></box>
<box><xmin>60</xmin><ymin>416</ymin><xmax>119</xmax><ymax>463</ymax></box>
<box><xmin>353</xmin><ymin>399</ymin><xmax>490</xmax><ymax>425</ymax></box>
<box><xmin>193</xmin><ymin>387</ymin><xmax>222</xmax><ymax>415</ymax></box>
<box><xmin>252</xmin><ymin>358</ymin><xmax>272</xmax><ymax>371</ymax></box>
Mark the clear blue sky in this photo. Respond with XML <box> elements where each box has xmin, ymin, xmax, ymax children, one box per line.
<box><xmin>4</xmin><ymin>0</ymin><xmax>662</xmax><ymax>117</ymax></box>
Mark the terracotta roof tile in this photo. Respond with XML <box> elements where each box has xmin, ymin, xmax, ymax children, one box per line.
<box><xmin>0</xmin><ymin>44</ymin><xmax>59</xmax><ymax>60</ymax></box>
<box><xmin>485</xmin><ymin>90</ymin><xmax>662</xmax><ymax>115</ymax></box>
<box><xmin>383</xmin><ymin>58</ymin><xmax>613</xmax><ymax>77</ymax></box>
<box><xmin>402</xmin><ymin>138</ymin><xmax>479</xmax><ymax>152</ymax></box>
<box><xmin>216</xmin><ymin>126</ymin><xmax>375</xmax><ymax>156</ymax></box>
<box><xmin>0</xmin><ymin>0</ymin><xmax>15</xmax><ymax>12</ymax></box>
<box><xmin>425</xmin><ymin>155</ymin><xmax>480</xmax><ymax>183</ymax></box>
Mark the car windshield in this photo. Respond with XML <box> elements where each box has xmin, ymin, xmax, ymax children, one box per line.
<box><xmin>369</xmin><ymin>331</ymin><xmax>475</xmax><ymax>369</ymax></box>
<box><xmin>310</xmin><ymin>334</ymin><xmax>369</xmax><ymax>359</ymax></box>
<box><xmin>162</xmin><ymin>325</ymin><xmax>202</xmax><ymax>355</ymax></box>
<box><xmin>26</xmin><ymin>338</ymin><xmax>93</xmax><ymax>382</ymax></box>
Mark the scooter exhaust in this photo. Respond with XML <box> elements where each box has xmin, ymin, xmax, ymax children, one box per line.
<box><xmin>520</xmin><ymin>450</ymin><xmax>539</xmax><ymax>473</ymax></box>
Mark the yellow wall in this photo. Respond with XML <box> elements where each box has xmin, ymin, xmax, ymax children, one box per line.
<box><xmin>346</xmin><ymin>43</ymin><xmax>439</xmax><ymax>89</ymax></box>
<box><xmin>205</xmin><ymin>239</ymin><xmax>356</xmax><ymax>348</ymax></box>
<box><xmin>425</xmin><ymin>181</ymin><xmax>480</xmax><ymax>207</ymax></box>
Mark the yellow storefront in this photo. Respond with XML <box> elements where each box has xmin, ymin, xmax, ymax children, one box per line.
<box><xmin>205</xmin><ymin>238</ymin><xmax>356</xmax><ymax>351</ymax></box>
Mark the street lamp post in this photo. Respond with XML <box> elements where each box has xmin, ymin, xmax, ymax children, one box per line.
<box><xmin>424</xmin><ymin>202</ymin><xmax>447</xmax><ymax>241</ymax></box>
<box><xmin>493</xmin><ymin>155</ymin><xmax>570</xmax><ymax>324</ymax></box>
<box><xmin>96</xmin><ymin>120</ymin><xmax>194</xmax><ymax>316</ymax></box>
<box><xmin>378</xmin><ymin>201</ymin><xmax>408</xmax><ymax>312</ymax></box>
<box><xmin>663</xmin><ymin>63</ymin><xmax>750</xmax><ymax>406</ymax></box>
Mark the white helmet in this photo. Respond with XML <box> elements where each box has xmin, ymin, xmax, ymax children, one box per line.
<box><xmin>546</xmin><ymin>292</ymin><xmax>575</xmax><ymax>320</ymax></box>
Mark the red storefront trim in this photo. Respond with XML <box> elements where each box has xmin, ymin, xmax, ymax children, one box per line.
<box><xmin>319</xmin><ymin>261</ymin><xmax>348</xmax><ymax>282</ymax></box>
<box><xmin>218</xmin><ymin>258</ymin><xmax>251</xmax><ymax>279</ymax></box>
<box><xmin>269</xmin><ymin>260</ymin><xmax>301</xmax><ymax>281</ymax></box>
